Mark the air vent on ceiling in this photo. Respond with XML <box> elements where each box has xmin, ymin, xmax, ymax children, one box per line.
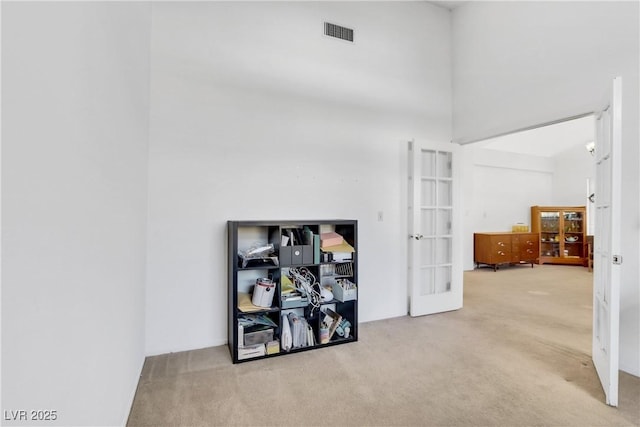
<box><xmin>324</xmin><ymin>22</ymin><xmax>354</xmax><ymax>42</ymax></box>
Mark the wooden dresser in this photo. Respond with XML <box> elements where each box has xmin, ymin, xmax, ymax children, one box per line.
<box><xmin>474</xmin><ymin>232</ymin><xmax>540</xmax><ymax>271</ymax></box>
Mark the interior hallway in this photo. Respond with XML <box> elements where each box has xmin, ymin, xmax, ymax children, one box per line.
<box><xmin>128</xmin><ymin>265</ymin><xmax>639</xmax><ymax>426</ymax></box>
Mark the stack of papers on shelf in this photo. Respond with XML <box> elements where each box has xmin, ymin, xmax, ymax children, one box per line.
<box><xmin>321</xmin><ymin>232</ymin><xmax>344</xmax><ymax>247</ymax></box>
<box><xmin>237</xmin><ymin>314</ymin><xmax>275</xmax><ymax>360</ymax></box>
<box><xmin>281</xmin><ymin>312</ymin><xmax>314</xmax><ymax>349</ymax></box>
<box><xmin>238</xmin><ymin>292</ymin><xmax>267</xmax><ymax>313</ymax></box>
<box><xmin>238</xmin><ymin>344</ymin><xmax>266</xmax><ymax>360</ymax></box>
<box><xmin>331</xmin><ymin>253</ymin><xmax>353</xmax><ymax>262</ymax></box>
<box><xmin>321</xmin><ymin>240</ymin><xmax>355</xmax><ymax>252</ymax></box>
<box><xmin>281</xmin><ymin>293</ymin><xmax>308</xmax><ymax>309</ymax></box>
<box><xmin>238</xmin><ymin>313</ymin><xmax>278</xmax><ymax>328</ymax></box>
<box><xmin>288</xmin><ymin>312</ymin><xmax>307</xmax><ymax>349</ymax></box>
<box><xmin>280</xmin><ymin>275</ymin><xmax>309</xmax><ymax>308</ymax></box>
<box><xmin>281</xmin><ymin>275</ymin><xmax>296</xmax><ymax>295</ymax></box>
<box><xmin>281</xmin><ymin>313</ymin><xmax>292</xmax><ymax>351</ymax></box>
<box><xmin>321</xmin><ymin>240</ymin><xmax>355</xmax><ymax>261</ymax></box>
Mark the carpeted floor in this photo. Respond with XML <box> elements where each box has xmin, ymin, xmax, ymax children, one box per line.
<box><xmin>128</xmin><ymin>265</ymin><xmax>639</xmax><ymax>426</ymax></box>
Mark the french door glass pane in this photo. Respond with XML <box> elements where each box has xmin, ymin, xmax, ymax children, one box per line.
<box><xmin>438</xmin><ymin>180</ymin><xmax>452</xmax><ymax>206</ymax></box>
<box><xmin>436</xmin><ymin>237</ymin><xmax>452</xmax><ymax>264</ymax></box>
<box><xmin>420</xmin><ymin>267</ymin><xmax>435</xmax><ymax>296</ymax></box>
<box><xmin>421</xmin><ymin>209</ymin><xmax>435</xmax><ymax>236</ymax></box>
<box><xmin>599</xmin><ymin>302</ymin><xmax>609</xmax><ymax>352</ymax></box>
<box><xmin>421</xmin><ymin>179</ymin><xmax>436</xmax><ymax>206</ymax></box>
<box><xmin>437</xmin><ymin>151</ymin><xmax>452</xmax><ymax>178</ymax></box>
<box><xmin>436</xmin><ymin>209</ymin><xmax>452</xmax><ymax>235</ymax></box>
<box><xmin>420</xmin><ymin>237</ymin><xmax>435</xmax><ymax>265</ymax></box>
<box><xmin>421</xmin><ymin>149</ymin><xmax>436</xmax><ymax>177</ymax></box>
<box><xmin>602</xmin><ymin>207</ymin><xmax>610</xmax><ymax>303</ymax></box>
<box><xmin>435</xmin><ymin>266</ymin><xmax>452</xmax><ymax>294</ymax></box>
<box><xmin>594</xmin><ymin>298</ymin><xmax>601</xmax><ymax>341</ymax></box>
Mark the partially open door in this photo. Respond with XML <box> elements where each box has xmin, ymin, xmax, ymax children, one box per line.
<box><xmin>407</xmin><ymin>140</ymin><xmax>462</xmax><ymax>316</ymax></box>
<box><xmin>592</xmin><ymin>76</ymin><xmax>622</xmax><ymax>406</ymax></box>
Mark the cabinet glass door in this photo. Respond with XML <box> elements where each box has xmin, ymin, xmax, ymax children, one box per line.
<box><xmin>540</xmin><ymin>211</ymin><xmax>560</xmax><ymax>257</ymax></box>
<box><xmin>563</xmin><ymin>211</ymin><xmax>584</xmax><ymax>258</ymax></box>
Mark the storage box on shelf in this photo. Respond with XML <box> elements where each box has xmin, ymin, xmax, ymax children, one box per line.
<box><xmin>531</xmin><ymin>206</ymin><xmax>586</xmax><ymax>265</ymax></box>
<box><xmin>227</xmin><ymin>220</ymin><xmax>358</xmax><ymax>363</ymax></box>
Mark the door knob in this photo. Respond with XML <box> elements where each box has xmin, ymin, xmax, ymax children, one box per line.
<box><xmin>409</xmin><ymin>234</ymin><xmax>424</xmax><ymax>240</ymax></box>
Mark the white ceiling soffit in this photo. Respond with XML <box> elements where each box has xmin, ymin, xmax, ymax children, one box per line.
<box><xmin>475</xmin><ymin>115</ymin><xmax>596</xmax><ymax>158</ymax></box>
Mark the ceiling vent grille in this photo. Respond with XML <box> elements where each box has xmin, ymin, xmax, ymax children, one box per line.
<box><xmin>324</xmin><ymin>22</ymin><xmax>354</xmax><ymax>42</ymax></box>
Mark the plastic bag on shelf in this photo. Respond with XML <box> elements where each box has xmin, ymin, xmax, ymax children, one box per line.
<box><xmin>239</xmin><ymin>242</ymin><xmax>279</xmax><ymax>268</ymax></box>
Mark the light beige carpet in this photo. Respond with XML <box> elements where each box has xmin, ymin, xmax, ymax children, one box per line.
<box><xmin>128</xmin><ymin>265</ymin><xmax>639</xmax><ymax>426</ymax></box>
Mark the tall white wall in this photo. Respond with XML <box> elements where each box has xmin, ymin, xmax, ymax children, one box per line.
<box><xmin>552</xmin><ymin>143</ymin><xmax>595</xmax><ymax>207</ymax></box>
<box><xmin>2</xmin><ymin>3</ymin><xmax>150</xmax><ymax>425</ymax></box>
<box><xmin>146</xmin><ymin>2</ymin><xmax>452</xmax><ymax>355</ymax></box>
<box><xmin>452</xmin><ymin>1</ymin><xmax>639</xmax><ymax>375</ymax></box>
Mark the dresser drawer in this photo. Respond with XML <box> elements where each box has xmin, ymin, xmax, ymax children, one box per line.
<box><xmin>488</xmin><ymin>236</ymin><xmax>512</xmax><ymax>263</ymax></box>
<box><xmin>514</xmin><ymin>233</ymin><xmax>539</xmax><ymax>261</ymax></box>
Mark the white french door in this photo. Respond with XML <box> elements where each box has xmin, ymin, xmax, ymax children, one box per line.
<box><xmin>592</xmin><ymin>76</ymin><xmax>622</xmax><ymax>407</ymax></box>
<box><xmin>407</xmin><ymin>140</ymin><xmax>462</xmax><ymax>317</ymax></box>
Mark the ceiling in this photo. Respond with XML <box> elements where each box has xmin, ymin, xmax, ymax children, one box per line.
<box><xmin>474</xmin><ymin>115</ymin><xmax>596</xmax><ymax>158</ymax></box>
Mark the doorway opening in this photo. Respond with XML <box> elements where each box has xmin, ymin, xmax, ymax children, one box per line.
<box><xmin>461</xmin><ymin>114</ymin><xmax>596</xmax><ymax>272</ymax></box>
<box><xmin>460</xmin><ymin>114</ymin><xmax>606</xmax><ymax>401</ymax></box>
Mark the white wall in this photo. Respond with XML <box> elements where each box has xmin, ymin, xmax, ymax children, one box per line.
<box><xmin>452</xmin><ymin>1</ymin><xmax>639</xmax><ymax>375</ymax></box>
<box><xmin>552</xmin><ymin>143</ymin><xmax>595</xmax><ymax>206</ymax></box>
<box><xmin>461</xmin><ymin>146</ymin><xmax>554</xmax><ymax>270</ymax></box>
<box><xmin>2</xmin><ymin>3</ymin><xmax>150</xmax><ymax>425</ymax></box>
<box><xmin>145</xmin><ymin>1</ymin><xmax>452</xmax><ymax>355</ymax></box>
<box><xmin>551</xmin><ymin>142</ymin><xmax>595</xmax><ymax>236</ymax></box>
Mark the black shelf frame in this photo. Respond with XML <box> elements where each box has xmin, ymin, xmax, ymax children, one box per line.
<box><xmin>227</xmin><ymin>219</ymin><xmax>358</xmax><ymax>363</ymax></box>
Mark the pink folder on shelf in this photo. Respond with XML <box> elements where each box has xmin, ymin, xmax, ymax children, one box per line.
<box><xmin>320</xmin><ymin>232</ymin><xmax>343</xmax><ymax>247</ymax></box>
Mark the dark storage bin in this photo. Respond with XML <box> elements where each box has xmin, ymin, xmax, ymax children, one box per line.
<box><xmin>280</xmin><ymin>247</ymin><xmax>292</xmax><ymax>266</ymax></box>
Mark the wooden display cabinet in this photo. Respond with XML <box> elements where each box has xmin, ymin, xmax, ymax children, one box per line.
<box><xmin>531</xmin><ymin>206</ymin><xmax>586</xmax><ymax>265</ymax></box>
